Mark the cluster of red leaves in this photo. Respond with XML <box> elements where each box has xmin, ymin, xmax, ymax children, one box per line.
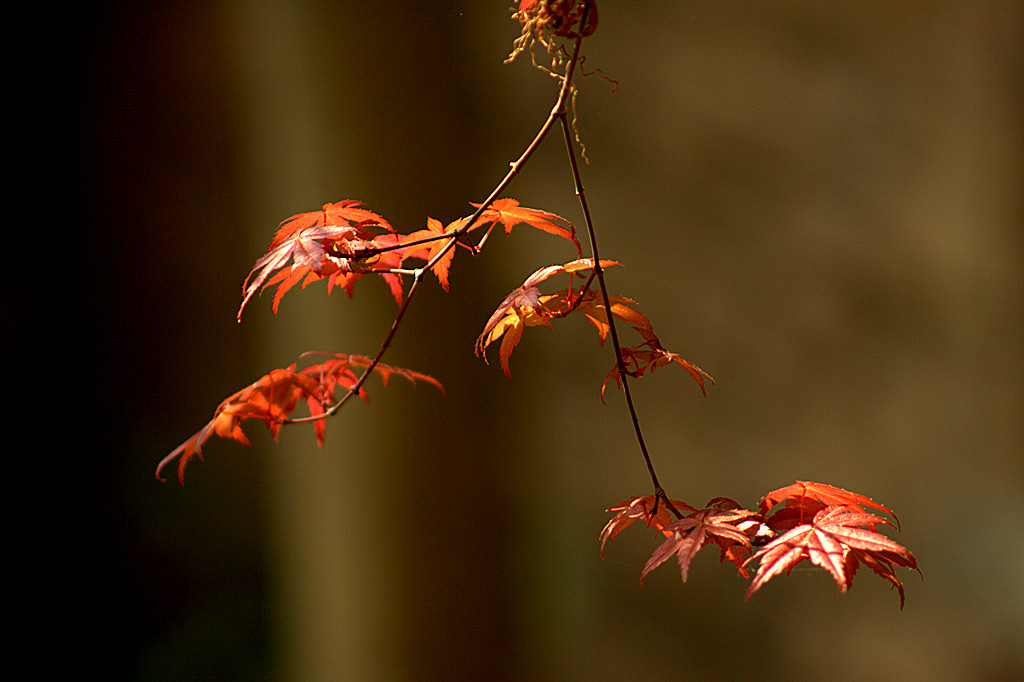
<box><xmin>156</xmin><ymin>354</ymin><xmax>443</xmax><ymax>485</ymax></box>
<box><xmin>163</xmin><ymin>0</ymin><xmax>922</xmax><ymax>614</ymax></box>
<box><xmin>170</xmin><ymin>194</ymin><xmax>919</xmax><ymax>608</ymax></box>
<box><xmin>167</xmin><ymin>198</ymin><xmax>577</xmax><ymax>484</ymax></box>
<box><xmin>475</xmin><ymin>259</ymin><xmax>711</xmax><ymax>399</ymax></box>
<box><xmin>601</xmin><ymin>481</ymin><xmax>919</xmax><ymax>607</ymax></box>
<box><xmin>236</xmin><ymin>198</ymin><xmax>580</xmax><ymax>320</ymax></box>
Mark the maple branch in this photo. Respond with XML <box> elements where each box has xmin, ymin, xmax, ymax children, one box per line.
<box><xmin>162</xmin><ymin>2</ymin><xmax>923</xmax><ymax>608</ymax></box>
<box><xmin>288</xmin><ymin>22</ymin><xmax>591</xmax><ymax>428</ymax></box>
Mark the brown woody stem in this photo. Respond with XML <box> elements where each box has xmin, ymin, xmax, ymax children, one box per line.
<box><xmin>551</xmin><ymin>4</ymin><xmax>678</xmax><ymax>517</ymax></box>
<box><xmin>556</xmin><ymin>114</ymin><xmax>674</xmax><ymax>512</ymax></box>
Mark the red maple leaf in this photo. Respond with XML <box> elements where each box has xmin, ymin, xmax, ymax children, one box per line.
<box><xmin>600</xmin><ymin>495</ymin><xmax>695</xmax><ymax>557</ymax></box>
<box><xmin>298</xmin><ymin>352</ymin><xmax>444</xmax><ymax>447</ymax></box>
<box><xmin>743</xmin><ymin>504</ymin><xmax>919</xmax><ymax>608</ymax></box>
<box><xmin>640</xmin><ymin>498</ymin><xmax>761</xmax><ymax>584</ymax></box>
<box><xmin>759</xmin><ymin>480</ymin><xmax>901</xmax><ymax>532</ymax></box>
<box><xmin>237</xmin><ymin>201</ymin><xmax>400</xmax><ymax>321</ymax></box>
<box><xmin>156</xmin><ymin>365</ymin><xmax>319</xmax><ymax>485</ymax></box>
<box><xmin>601</xmin><ymin>326</ymin><xmax>713</xmax><ymax>403</ymax></box>
<box><xmin>469</xmin><ymin>198</ymin><xmax>581</xmax><ymax>256</ymax></box>
<box><xmin>268</xmin><ymin>200</ymin><xmax>395</xmax><ymax>247</ymax></box>
<box><xmin>396</xmin><ymin>216</ymin><xmax>469</xmax><ymax>292</ymax></box>
<box><xmin>475</xmin><ymin>259</ymin><xmax>622</xmax><ymax>377</ymax></box>
<box><xmin>157</xmin><ymin>355</ymin><xmax>442</xmax><ymax>485</ymax></box>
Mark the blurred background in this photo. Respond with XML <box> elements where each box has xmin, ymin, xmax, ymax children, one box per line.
<box><xmin>67</xmin><ymin>1</ymin><xmax>1021</xmax><ymax>680</ymax></box>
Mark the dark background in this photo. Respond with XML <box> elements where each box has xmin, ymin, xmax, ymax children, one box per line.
<box><xmin>62</xmin><ymin>2</ymin><xmax>1021</xmax><ymax>680</ymax></box>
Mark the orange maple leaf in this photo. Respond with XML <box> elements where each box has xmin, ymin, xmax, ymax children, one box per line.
<box><xmin>269</xmin><ymin>200</ymin><xmax>394</xmax><ymax>246</ymax></box>
<box><xmin>475</xmin><ymin>259</ymin><xmax>630</xmax><ymax>377</ymax></box>
<box><xmin>469</xmin><ymin>198</ymin><xmax>581</xmax><ymax>256</ymax></box>
<box><xmin>156</xmin><ymin>365</ymin><xmax>319</xmax><ymax>485</ymax></box>
<box><xmin>601</xmin><ymin>326</ymin><xmax>713</xmax><ymax>402</ymax></box>
<box><xmin>237</xmin><ymin>201</ymin><xmax>401</xmax><ymax>321</ymax></box>
<box><xmin>157</xmin><ymin>355</ymin><xmax>443</xmax><ymax>485</ymax></box>
<box><xmin>396</xmin><ymin>216</ymin><xmax>469</xmax><ymax>292</ymax></box>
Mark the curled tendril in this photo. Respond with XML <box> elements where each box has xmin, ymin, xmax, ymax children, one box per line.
<box><xmin>507</xmin><ymin>0</ymin><xmax>598</xmax><ymax>65</ymax></box>
<box><xmin>506</xmin><ymin>1</ymin><xmax>599</xmax><ymax>162</ymax></box>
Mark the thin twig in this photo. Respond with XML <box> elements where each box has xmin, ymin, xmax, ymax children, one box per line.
<box><xmin>287</xmin><ymin>19</ymin><xmax>590</xmax><ymax>427</ymax></box>
<box><xmin>552</xmin><ymin>4</ymin><xmax>681</xmax><ymax>518</ymax></box>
